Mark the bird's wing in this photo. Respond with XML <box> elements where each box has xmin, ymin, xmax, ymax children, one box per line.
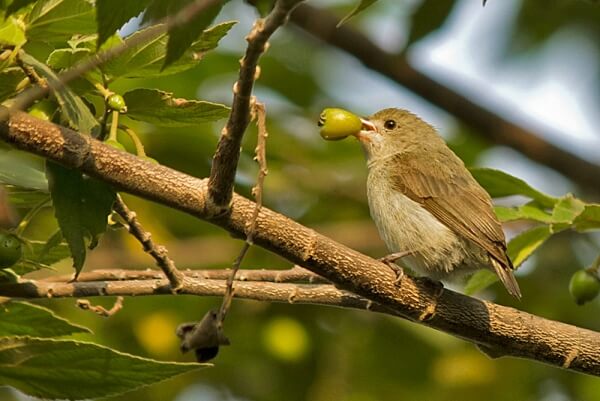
<box><xmin>388</xmin><ymin>152</ymin><xmax>508</xmax><ymax>266</ymax></box>
<box><xmin>389</xmin><ymin>152</ymin><xmax>521</xmax><ymax>298</ymax></box>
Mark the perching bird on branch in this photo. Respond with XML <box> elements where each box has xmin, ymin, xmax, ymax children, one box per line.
<box><xmin>318</xmin><ymin>108</ymin><xmax>521</xmax><ymax>298</ymax></box>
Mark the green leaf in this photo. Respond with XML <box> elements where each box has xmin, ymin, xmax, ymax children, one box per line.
<box><xmin>5</xmin><ymin>188</ymin><xmax>49</xmax><ymax>209</ymax></box>
<box><xmin>464</xmin><ymin>270</ymin><xmax>498</xmax><ymax>295</ymax></box>
<box><xmin>124</xmin><ymin>88</ymin><xmax>229</xmax><ymax>127</ymax></box>
<box><xmin>46</xmin><ymin>47</ymin><xmax>91</xmax><ymax>70</ymax></box>
<box><xmin>507</xmin><ymin>225</ymin><xmax>552</xmax><ymax>267</ymax></box>
<box><xmin>5</xmin><ymin>0</ymin><xmax>38</xmax><ymax>17</ymax></box>
<box><xmin>0</xmin><ymin>149</ymin><xmax>48</xmax><ymax>191</ymax></box>
<box><xmin>46</xmin><ymin>162</ymin><xmax>116</xmax><ymax>278</ymax></box>
<box><xmin>551</xmin><ymin>194</ymin><xmax>585</xmax><ymax>224</ymax></box>
<box><xmin>407</xmin><ymin>0</ymin><xmax>456</xmax><ymax>46</ymax></box>
<box><xmin>11</xmin><ymin>237</ymin><xmax>71</xmax><ymax>275</ymax></box>
<box><xmin>0</xmin><ymin>301</ymin><xmax>90</xmax><ymax>337</ymax></box>
<box><xmin>573</xmin><ymin>204</ymin><xmax>600</xmax><ymax>232</ymax></box>
<box><xmin>470</xmin><ymin>168</ymin><xmax>558</xmax><ymax>208</ymax></box>
<box><xmin>26</xmin><ymin>0</ymin><xmax>96</xmax><ymax>43</ymax></box>
<box><xmin>494</xmin><ymin>201</ymin><xmax>553</xmax><ymax>223</ymax></box>
<box><xmin>102</xmin><ymin>21</ymin><xmax>236</xmax><ymax>81</ymax></box>
<box><xmin>0</xmin><ymin>16</ymin><xmax>26</xmax><ymax>47</ymax></box>
<box><xmin>0</xmin><ymin>337</ymin><xmax>206</xmax><ymax>400</ymax></box>
<box><xmin>337</xmin><ymin>0</ymin><xmax>378</xmax><ymax>26</ymax></box>
<box><xmin>0</xmin><ymin>68</ymin><xmax>26</xmax><ymax>102</ymax></box>
<box><xmin>19</xmin><ymin>52</ymin><xmax>98</xmax><ymax>134</ymax></box>
<box><xmin>162</xmin><ymin>1</ymin><xmax>226</xmax><ymax>69</ymax></box>
<box><xmin>96</xmin><ymin>0</ymin><xmax>151</xmax><ymax>47</ymax></box>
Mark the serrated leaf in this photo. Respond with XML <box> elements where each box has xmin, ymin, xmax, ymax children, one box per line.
<box><xmin>0</xmin><ymin>16</ymin><xmax>26</xmax><ymax>47</ymax></box>
<box><xmin>0</xmin><ymin>337</ymin><xmax>206</xmax><ymax>400</ymax></box>
<box><xmin>162</xmin><ymin>1</ymin><xmax>226</xmax><ymax>69</ymax></box>
<box><xmin>470</xmin><ymin>168</ymin><xmax>558</xmax><ymax>208</ymax></box>
<box><xmin>0</xmin><ymin>149</ymin><xmax>48</xmax><ymax>191</ymax></box>
<box><xmin>5</xmin><ymin>0</ymin><xmax>38</xmax><ymax>17</ymax></box>
<box><xmin>0</xmin><ymin>301</ymin><xmax>90</xmax><ymax>337</ymax></box>
<box><xmin>26</xmin><ymin>0</ymin><xmax>96</xmax><ymax>43</ymax></box>
<box><xmin>507</xmin><ymin>225</ymin><xmax>552</xmax><ymax>267</ymax></box>
<box><xmin>46</xmin><ymin>47</ymin><xmax>91</xmax><ymax>70</ymax></box>
<box><xmin>494</xmin><ymin>201</ymin><xmax>553</xmax><ymax>223</ymax></box>
<box><xmin>102</xmin><ymin>21</ymin><xmax>236</xmax><ymax>81</ymax></box>
<box><xmin>96</xmin><ymin>0</ymin><xmax>151</xmax><ymax>47</ymax></box>
<box><xmin>407</xmin><ymin>0</ymin><xmax>456</xmax><ymax>46</ymax></box>
<box><xmin>46</xmin><ymin>162</ymin><xmax>116</xmax><ymax>277</ymax></box>
<box><xmin>0</xmin><ymin>68</ymin><xmax>26</xmax><ymax>102</ymax></box>
<box><xmin>19</xmin><ymin>52</ymin><xmax>98</xmax><ymax>134</ymax></box>
<box><xmin>337</xmin><ymin>0</ymin><xmax>378</xmax><ymax>26</ymax></box>
<box><xmin>464</xmin><ymin>270</ymin><xmax>498</xmax><ymax>295</ymax></box>
<box><xmin>573</xmin><ymin>204</ymin><xmax>600</xmax><ymax>232</ymax></box>
<box><xmin>124</xmin><ymin>88</ymin><xmax>229</xmax><ymax>127</ymax></box>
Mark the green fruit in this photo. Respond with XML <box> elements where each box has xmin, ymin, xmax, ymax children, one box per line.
<box><xmin>105</xmin><ymin>139</ymin><xmax>126</xmax><ymax>152</ymax></box>
<box><xmin>28</xmin><ymin>100</ymin><xmax>57</xmax><ymax>121</ymax></box>
<box><xmin>318</xmin><ymin>108</ymin><xmax>362</xmax><ymax>140</ymax></box>
<box><xmin>0</xmin><ymin>233</ymin><xmax>23</xmax><ymax>268</ymax></box>
<box><xmin>107</xmin><ymin>94</ymin><xmax>127</xmax><ymax>113</ymax></box>
<box><xmin>569</xmin><ymin>270</ymin><xmax>600</xmax><ymax>305</ymax></box>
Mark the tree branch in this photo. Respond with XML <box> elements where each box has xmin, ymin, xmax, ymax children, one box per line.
<box><xmin>0</xmin><ymin>275</ymin><xmax>375</xmax><ymax>313</ymax></box>
<box><xmin>2</xmin><ymin>109</ymin><xmax>600</xmax><ymax>376</ymax></box>
<box><xmin>207</xmin><ymin>0</ymin><xmax>302</xmax><ymax>213</ymax></box>
<box><xmin>289</xmin><ymin>4</ymin><xmax>600</xmax><ymax>192</ymax></box>
<box><xmin>43</xmin><ymin>266</ymin><xmax>328</xmax><ymax>284</ymax></box>
<box><xmin>0</xmin><ymin>0</ymin><xmax>222</xmax><ymax>118</ymax></box>
<box><xmin>113</xmin><ymin>195</ymin><xmax>184</xmax><ymax>290</ymax></box>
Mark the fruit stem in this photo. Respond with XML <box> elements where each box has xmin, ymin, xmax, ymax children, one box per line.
<box><xmin>108</xmin><ymin>110</ymin><xmax>119</xmax><ymax>142</ymax></box>
<box><xmin>121</xmin><ymin>126</ymin><xmax>146</xmax><ymax>157</ymax></box>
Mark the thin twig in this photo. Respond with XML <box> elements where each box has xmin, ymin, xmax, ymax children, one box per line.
<box><xmin>76</xmin><ymin>296</ymin><xmax>124</xmax><ymax>317</ymax></box>
<box><xmin>43</xmin><ymin>266</ymin><xmax>328</xmax><ymax>284</ymax></box>
<box><xmin>217</xmin><ymin>100</ymin><xmax>269</xmax><ymax>326</ymax></box>
<box><xmin>112</xmin><ymin>195</ymin><xmax>184</xmax><ymax>291</ymax></box>
<box><xmin>207</xmin><ymin>0</ymin><xmax>303</xmax><ymax>213</ymax></box>
<box><xmin>0</xmin><ymin>0</ymin><xmax>222</xmax><ymax>120</ymax></box>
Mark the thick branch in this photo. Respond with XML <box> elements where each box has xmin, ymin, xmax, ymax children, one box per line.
<box><xmin>207</xmin><ymin>0</ymin><xmax>302</xmax><ymax>212</ymax></box>
<box><xmin>289</xmin><ymin>4</ymin><xmax>600</xmax><ymax>192</ymax></box>
<box><xmin>1</xmin><ymin>109</ymin><xmax>600</xmax><ymax>376</ymax></box>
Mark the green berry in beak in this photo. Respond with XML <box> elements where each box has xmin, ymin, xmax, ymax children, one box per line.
<box><xmin>318</xmin><ymin>108</ymin><xmax>362</xmax><ymax>140</ymax></box>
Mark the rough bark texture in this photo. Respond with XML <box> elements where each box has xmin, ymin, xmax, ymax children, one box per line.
<box><xmin>2</xmin><ymin>108</ymin><xmax>600</xmax><ymax>376</ymax></box>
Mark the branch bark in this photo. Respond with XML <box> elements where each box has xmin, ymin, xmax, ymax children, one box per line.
<box><xmin>2</xmin><ymin>109</ymin><xmax>600</xmax><ymax>376</ymax></box>
<box><xmin>207</xmin><ymin>0</ymin><xmax>302</xmax><ymax>212</ymax></box>
<box><xmin>289</xmin><ymin>4</ymin><xmax>600</xmax><ymax>192</ymax></box>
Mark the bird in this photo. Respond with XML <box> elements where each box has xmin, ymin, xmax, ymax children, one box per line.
<box><xmin>354</xmin><ymin>108</ymin><xmax>521</xmax><ymax>298</ymax></box>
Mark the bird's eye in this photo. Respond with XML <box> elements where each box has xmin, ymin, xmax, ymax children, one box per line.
<box><xmin>384</xmin><ymin>120</ymin><xmax>396</xmax><ymax>130</ymax></box>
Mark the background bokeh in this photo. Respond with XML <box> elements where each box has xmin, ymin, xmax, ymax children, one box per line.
<box><xmin>3</xmin><ymin>0</ymin><xmax>600</xmax><ymax>400</ymax></box>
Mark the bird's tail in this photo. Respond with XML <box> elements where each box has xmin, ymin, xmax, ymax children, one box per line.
<box><xmin>491</xmin><ymin>257</ymin><xmax>522</xmax><ymax>299</ymax></box>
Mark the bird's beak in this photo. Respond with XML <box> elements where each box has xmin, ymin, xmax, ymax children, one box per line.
<box><xmin>355</xmin><ymin>118</ymin><xmax>377</xmax><ymax>143</ymax></box>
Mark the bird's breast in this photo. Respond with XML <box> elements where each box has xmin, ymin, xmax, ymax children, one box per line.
<box><xmin>366</xmin><ymin>169</ymin><xmax>468</xmax><ymax>276</ymax></box>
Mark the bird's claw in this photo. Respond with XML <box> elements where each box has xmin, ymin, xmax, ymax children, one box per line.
<box><xmin>378</xmin><ymin>255</ymin><xmax>405</xmax><ymax>285</ymax></box>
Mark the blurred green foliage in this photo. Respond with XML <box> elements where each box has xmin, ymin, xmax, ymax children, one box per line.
<box><xmin>1</xmin><ymin>0</ymin><xmax>600</xmax><ymax>400</ymax></box>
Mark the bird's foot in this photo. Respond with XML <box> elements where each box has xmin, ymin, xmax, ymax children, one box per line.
<box><xmin>379</xmin><ymin>252</ymin><xmax>411</xmax><ymax>284</ymax></box>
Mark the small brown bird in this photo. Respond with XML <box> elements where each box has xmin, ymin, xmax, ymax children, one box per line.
<box><xmin>355</xmin><ymin>108</ymin><xmax>521</xmax><ymax>298</ymax></box>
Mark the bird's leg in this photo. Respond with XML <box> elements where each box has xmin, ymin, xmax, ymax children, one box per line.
<box><xmin>378</xmin><ymin>251</ymin><xmax>414</xmax><ymax>284</ymax></box>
